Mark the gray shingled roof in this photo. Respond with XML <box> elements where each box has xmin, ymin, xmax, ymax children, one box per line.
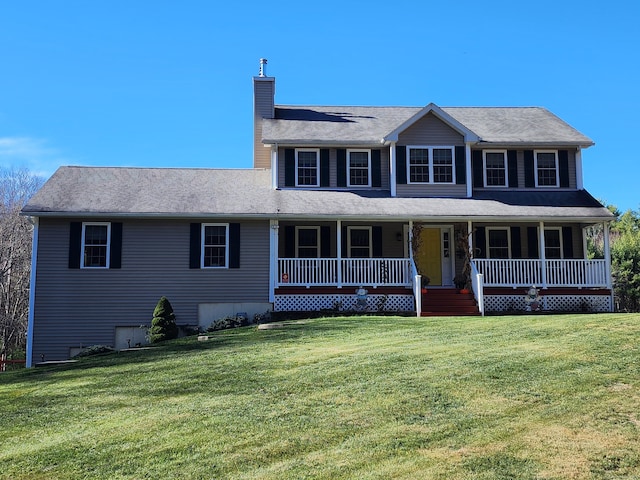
<box><xmin>23</xmin><ymin>167</ymin><xmax>613</xmax><ymax>222</ymax></box>
<box><xmin>262</xmin><ymin>105</ymin><xmax>594</xmax><ymax>146</ymax></box>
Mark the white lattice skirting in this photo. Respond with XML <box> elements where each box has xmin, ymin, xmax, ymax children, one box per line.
<box><xmin>484</xmin><ymin>295</ymin><xmax>612</xmax><ymax>313</ymax></box>
<box><xmin>274</xmin><ymin>294</ymin><xmax>415</xmax><ymax>312</ymax></box>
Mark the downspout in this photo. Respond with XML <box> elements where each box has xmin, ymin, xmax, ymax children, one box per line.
<box><xmin>390</xmin><ymin>142</ymin><xmax>397</xmax><ymax>197</ymax></box>
<box><xmin>271</xmin><ymin>144</ymin><xmax>278</xmax><ymax>189</ymax></box>
<box><xmin>336</xmin><ymin>220</ymin><xmax>342</xmax><ymax>288</ymax></box>
<box><xmin>26</xmin><ymin>217</ymin><xmax>39</xmax><ymax>368</ymax></box>
<box><xmin>575</xmin><ymin>147</ymin><xmax>584</xmax><ymax>190</ymax></box>
<box><xmin>465</xmin><ymin>142</ymin><xmax>473</xmax><ymax>198</ymax></box>
<box><xmin>269</xmin><ymin>219</ymin><xmax>278</xmax><ymax>303</ymax></box>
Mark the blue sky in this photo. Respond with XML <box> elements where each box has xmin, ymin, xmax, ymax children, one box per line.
<box><xmin>1</xmin><ymin>0</ymin><xmax>638</xmax><ymax>212</ymax></box>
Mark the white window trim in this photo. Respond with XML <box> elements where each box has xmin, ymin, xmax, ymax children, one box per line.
<box><xmin>295</xmin><ymin>226</ymin><xmax>321</xmax><ymax>258</ymax></box>
<box><xmin>347</xmin><ymin>226</ymin><xmax>372</xmax><ymax>258</ymax></box>
<box><xmin>543</xmin><ymin>226</ymin><xmax>564</xmax><ymax>259</ymax></box>
<box><xmin>81</xmin><ymin>222</ymin><xmax>111</xmax><ymax>269</ymax></box>
<box><xmin>295</xmin><ymin>148</ymin><xmax>320</xmax><ymax>187</ymax></box>
<box><xmin>406</xmin><ymin>146</ymin><xmax>456</xmax><ymax>185</ymax></box>
<box><xmin>486</xmin><ymin>227</ymin><xmax>511</xmax><ymax>259</ymax></box>
<box><xmin>346</xmin><ymin>149</ymin><xmax>371</xmax><ymax>187</ymax></box>
<box><xmin>482</xmin><ymin>150</ymin><xmax>508</xmax><ymax>188</ymax></box>
<box><xmin>534</xmin><ymin>150</ymin><xmax>559</xmax><ymax>188</ymax></box>
<box><xmin>201</xmin><ymin>223</ymin><xmax>229</xmax><ymax>269</ymax></box>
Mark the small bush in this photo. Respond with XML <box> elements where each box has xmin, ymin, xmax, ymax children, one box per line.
<box><xmin>72</xmin><ymin>345</ymin><xmax>115</xmax><ymax>358</ymax></box>
<box><xmin>148</xmin><ymin>296</ymin><xmax>179</xmax><ymax>343</ymax></box>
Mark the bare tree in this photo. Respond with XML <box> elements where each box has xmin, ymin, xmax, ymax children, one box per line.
<box><xmin>0</xmin><ymin>168</ymin><xmax>44</xmax><ymax>361</ymax></box>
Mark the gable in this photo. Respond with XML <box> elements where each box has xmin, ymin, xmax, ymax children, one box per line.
<box><xmin>397</xmin><ymin>112</ymin><xmax>465</xmax><ymax>145</ymax></box>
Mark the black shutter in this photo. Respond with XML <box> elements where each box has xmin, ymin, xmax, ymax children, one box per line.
<box><xmin>371</xmin><ymin>149</ymin><xmax>382</xmax><ymax>187</ymax></box>
<box><xmin>284</xmin><ymin>149</ymin><xmax>295</xmax><ymax>187</ymax></box>
<box><xmin>189</xmin><ymin>223</ymin><xmax>201</xmax><ymax>269</ymax></box>
<box><xmin>110</xmin><ymin>222</ymin><xmax>123</xmax><ymax>269</ymax></box>
<box><xmin>229</xmin><ymin>223</ymin><xmax>240</xmax><ymax>268</ymax></box>
<box><xmin>524</xmin><ymin>150</ymin><xmax>535</xmax><ymax>187</ymax></box>
<box><xmin>337</xmin><ymin>149</ymin><xmax>347</xmax><ymax>187</ymax></box>
<box><xmin>472</xmin><ymin>150</ymin><xmax>483</xmax><ymax>188</ymax></box>
<box><xmin>475</xmin><ymin>227</ymin><xmax>486</xmax><ymax>258</ymax></box>
<box><xmin>562</xmin><ymin>226</ymin><xmax>574</xmax><ymax>259</ymax></box>
<box><xmin>321</xmin><ymin>226</ymin><xmax>331</xmax><ymax>257</ymax></box>
<box><xmin>342</xmin><ymin>226</ymin><xmax>348</xmax><ymax>257</ymax></box>
<box><xmin>284</xmin><ymin>226</ymin><xmax>295</xmax><ymax>257</ymax></box>
<box><xmin>559</xmin><ymin>150</ymin><xmax>570</xmax><ymax>188</ymax></box>
<box><xmin>320</xmin><ymin>149</ymin><xmax>330</xmax><ymax>187</ymax></box>
<box><xmin>396</xmin><ymin>146</ymin><xmax>407</xmax><ymax>184</ymax></box>
<box><xmin>372</xmin><ymin>226</ymin><xmax>383</xmax><ymax>258</ymax></box>
<box><xmin>507</xmin><ymin>150</ymin><xmax>518</xmax><ymax>188</ymax></box>
<box><xmin>510</xmin><ymin>226</ymin><xmax>521</xmax><ymax>259</ymax></box>
<box><xmin>527</xmin><ymin>227</ymin><xmax>539</xmax><ymax>258</ymax></box>
<box><xmin>68</xmin><ymin>222</ymin><xmax>82</xmax><ymax>269</ymax></box>
<box><xmin>455</xmin><ymin>146</ymin><xmax>466</xmax><ymax>185</ymax></box>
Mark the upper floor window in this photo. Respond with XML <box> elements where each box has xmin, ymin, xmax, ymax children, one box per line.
<box><xmin>347</xmin><ymin>149</ymin><xmax>371</xmax><ymax>187</ymax></box>
<box><xmin>347</xmin><ymin>226</ymin><xmax>372</xmax><ymax>258</ymax></box>
<box><xmin>483</xmin><ymin>150</ymin><xmax>508</xmax><ymax>187</ymax></box>
<box><xmin>296</xmin><ymin>149</ymin><xmax>319</xmax><ymax>187</ymax></box>
<box><xmin>202</xmin><ymin>223</ymin><xmax>229</xmax><ymax>268</ymax></box>
<box><xmin>486</xmin><ymin>227</ymin><xmax>511</xmax><ymax>259</ymax></box>
<box><xmin>82</xmin><ymin>222</ymin><xmax>111</xmax><ymax>268</ymax></box>
<box><xmin>407</xmin><ymin>146</ymin><xmax>454</xmax><ymax>184</ymax></box>
<box><xmin>296</xmin><ymin>226</ymin><xmax>320</xmax><ymax>258</ymax></box>
<box><xmin>535</xmin><ymin>150</ymin><xmax>559</xmax><ymax>187</ymax></box>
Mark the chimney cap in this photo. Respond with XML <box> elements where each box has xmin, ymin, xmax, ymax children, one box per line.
<box><xmin>259</xmin><ymin>58</ymin><xmax>268</xmax><ymax>77</ymax></box>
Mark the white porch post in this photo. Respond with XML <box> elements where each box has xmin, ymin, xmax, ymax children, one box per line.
<box><xmin>390</xmin><ymin>142</ymin><xmax>397</xmax><ymax>197</ymax></box>
<box><xmin>604</xmin><ymin>222</ymin><xmax>612</xmax><ymax>290</ymax></box>
<box><xmin>467</xmin><ymin>220</ymin><xmax>473</xmax><ymax>256</ymax></box>
<box><xmin>270</xmin><ymin>144</ymin><xmax>278</xmax><ymax>189</ymax></box>
<box><xmin>539</xmin><ymin>221</ymin><xmax>547</xmax><ymax>289</ymax></box>
<box><xmin>408</xmin><ymin>220</ymin><xmax>414</xmax><ymax>261</ymax></box>
<box><xmin>337</xmin><ymin>220</ymin><xmax>343</xmax><ymax>288</ymax></box>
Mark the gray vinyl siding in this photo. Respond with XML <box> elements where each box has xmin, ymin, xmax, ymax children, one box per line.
<box><xmin>277</xmin><ymin>147</ymin><xmax>390</xmax><ymax>190</ymax></box>
<box><xmin>396</xmin><ymin>183</ymin><xmax>467</xmax><ymax>197</ymax></box>
<box><xmin>397</xmin><ymin>112</ymin><xmax>464</xmax><ymax>145</ymax></box>
<box><xmin>31</xmin><ymin>218</ymin><xmax>270</xmax><ymax>362</ymax></box>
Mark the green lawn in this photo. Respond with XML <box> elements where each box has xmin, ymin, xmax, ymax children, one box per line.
<box><xmin>1</xmin><ymin>314</ymin><xmax>639</xmax><ymax>479</ymax></box>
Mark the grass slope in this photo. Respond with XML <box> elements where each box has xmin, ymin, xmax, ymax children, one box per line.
<box><xmin>1</xmin><ymin>314</ymin><xmax>639</xmax><ymax>479</ymax></box>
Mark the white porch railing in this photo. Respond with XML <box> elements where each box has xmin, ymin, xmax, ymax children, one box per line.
<box><xmin>470</xmin><ymin>261</ymin><xmax>484</xmax><ymax>316</ymax></box>
<box><xmin>277</xmin><ymin>258</ymin><xmax>412</xmax><ymax>287</ymax></box>
<box><xmin>473</xmin><ymin>259</ymin><xmax>608</xmax><ymax>288</ymax></box>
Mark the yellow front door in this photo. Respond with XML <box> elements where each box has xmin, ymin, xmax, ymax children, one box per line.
<box><xmin>416</xmin><ymin>228</ymin><xmax>442</xmax><ymax>285</ymax></box>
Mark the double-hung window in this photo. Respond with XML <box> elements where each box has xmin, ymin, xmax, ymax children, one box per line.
<box><xmin>535</xmin><ymin>150</ymin><xmax>559</xmax><ymax>187</ymax></box>
<box><xmin>296</xmin><ymin>149</ymin><xmax>320</xmax><ymax>187</ymax></box>
<box><xmin>347</xmin><ymin>149</ymin><xmax>371</xmax><ymax>187</ymax></box>
<box><xmin>82</xmin><ymin>222</ymin><xmax>110</xmax><ymax>268</ymax></box>
<box><xmin>483</xmin><ymin>150</ymin><xmax>508</xmax><ymax>187</ymax></box>
<box><xmin>544</xmin><ymin>228</ymin><xmax>563</xmax><ymax>259</ymax></box>
<box><xmin>202</xmin><ymin>223</ymin><xmax>228</xmax><ymax>268</ymax></box>
<box><xmin>347</xmin><ymin>227</ymin><xmax>372</xmax><ymax>258</ymax></box>
<box><xmin>296</xmin><ymin>226</ymin><xmax>320</xmax><ymax>258</ymax></box>
<box><xmin>487</xmin><ymin>227</ymin><xmax>511</xmax><ymax>259</ymax></box>
<box><xmin>407</xmin><ymin>146</ymin><xmax>455</xmax><ymax>184</ymax></box>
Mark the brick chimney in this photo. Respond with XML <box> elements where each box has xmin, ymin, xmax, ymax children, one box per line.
<box><xmin>253</xmin><ymin>58</ymin><xmax>275</xmax><ymax>169</ymax></box>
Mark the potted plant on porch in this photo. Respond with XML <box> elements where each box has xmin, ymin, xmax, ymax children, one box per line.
<box><xmin>421</xmin><ymin>275</ymin><xmax>430</xmax><ymax>294</ymax></box>
<box><xmin>454</xmin><ymin>228</ymin><xmax>473</xmax><ymax>294</ymax></box>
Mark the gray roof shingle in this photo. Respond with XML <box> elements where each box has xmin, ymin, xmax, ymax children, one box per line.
<box><xmin>23</xmin><ymin>166</ymin><xmax>613</xmax><ymax>222</ymax></box>
<box><xmin>262</xmin><ymin>105</ymin><xmax>594</xmax><ymax>146</ymax></box>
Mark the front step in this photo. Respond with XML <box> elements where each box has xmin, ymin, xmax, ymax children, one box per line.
<box><xmin>421</xmin><ymin>288</ymin><xmax>480</xmax><ymax>316</ymax></box>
